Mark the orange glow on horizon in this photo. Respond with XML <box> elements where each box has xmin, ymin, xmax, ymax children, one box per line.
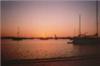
<box><xmin>2</xmin><ymin>1</ymin><xmax>100</xmax><ymax>37</ymax></box>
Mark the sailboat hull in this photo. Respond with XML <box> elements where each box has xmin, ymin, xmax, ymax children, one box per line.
<box><xmin>72</xmin><ymin>37</ymin><xmax>100</xmax><ymax>44</ymax></box>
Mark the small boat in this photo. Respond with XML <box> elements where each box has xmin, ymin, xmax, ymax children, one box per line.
<box><xmin>12</xmin><ymin>26</ymin><xmax>24</xmax><ymax>41</ymax></box>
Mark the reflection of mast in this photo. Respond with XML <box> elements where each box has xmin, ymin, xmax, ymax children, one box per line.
<box><xmin>79</xmin><ymin>14</ymin><xmax>81</xmax><ymax>37</ymax></box>
<box><xmin>96</xmin><ymin>0</ymin><xmax>98</xmax><ymax>37</ymax></box>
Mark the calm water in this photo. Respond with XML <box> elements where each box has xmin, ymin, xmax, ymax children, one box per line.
<box><xmin>1</xmin><ymin>39</ymin><xmax>100</xmax><ymax>60</ymax></box>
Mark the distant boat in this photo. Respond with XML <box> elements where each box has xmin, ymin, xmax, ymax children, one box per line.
<box><xmin>12</xmin><ymin>26</ymin><xmax>24</xmax><ymax>41</ymax></box>
<box><xmin>54</xmin><ymin>34</ymin><xmax>58</xmax><ymax>40</ymax></box>
<box><xmin>71</xmin><ymin>1</ymin><xmax>100</xmax><ymax>44</ymax></box>
<box><xmin>12</xmin><ymin>37</ymin><xmax>24</xmax><ymax>41</ymax></box>
<box><xmin>39</xmin><ymin>37</ymin><xmax>49</xmax><ymax>40</ymax></box>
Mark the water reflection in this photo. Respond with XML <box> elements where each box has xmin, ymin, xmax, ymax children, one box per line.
<box><xmin>1</xmin><ymin>39</ymin><xmax>100</xmax><ymax>61</ymax></box>
<box><xmin>2</xmin><ymin>40</ymin><xmax>72</xmax><ymax>60</ymax></box>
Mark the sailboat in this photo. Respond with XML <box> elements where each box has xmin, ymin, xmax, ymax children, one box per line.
<box><xmin>71</xmin><ymin>1</ymin><xmax>100</xmax><ymax>44</ymax></box>
<box><xmin>12</xmin><ymin>26</ymin><xmax>23</xmax><ymax>41</ymax></box>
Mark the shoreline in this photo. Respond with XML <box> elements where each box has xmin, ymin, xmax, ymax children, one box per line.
<box><xmin>2</xmin><ymin>54</ymin><xmax>100</xmax><ymax>64</ymax></box>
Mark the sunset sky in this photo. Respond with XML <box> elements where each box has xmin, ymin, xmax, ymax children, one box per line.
<box><xmin>1</xmin><ymin>1</ymin><xmax>100</xmax><ymax>37</ymax></box>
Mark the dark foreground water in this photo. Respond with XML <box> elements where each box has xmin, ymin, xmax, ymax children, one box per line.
<box><xmin>1</xmin><ymin>39</ymin><xmax>100</xmax><ymax>66</ymax></box>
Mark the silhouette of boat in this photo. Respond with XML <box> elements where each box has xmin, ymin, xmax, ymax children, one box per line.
<box><xmin>12</xmin><ymin>26</ymin><xmax>24</xmax><ymax>41</ymax></box>
<box><xmin>71</xmin><ymin>36</ymin><xmax>100</xmax><ymax>44</ymax></box>
<box><xmin>71</xmin><ymin>1</ymin><xmax>100</xmax><ymax>44</ymax></box>
<box><xmin>11</xmin><ymin>37</ymin><xmax>24</xmax><ymax>41</ymax></box>
<box><xmin>54</xmin><ymin>34</ymin><xmax>58</xmax><ymax>40</ymax></box>
<box><xmin>39</xmin><ymin>37</ymin><xmax>49</xmax><ymax>40</ymax></box>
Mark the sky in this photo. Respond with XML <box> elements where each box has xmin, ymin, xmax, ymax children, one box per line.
<box><xmin>1</xmin><ymin>1</ymin><xmax>100</xmax><ymax>37</ymax></box>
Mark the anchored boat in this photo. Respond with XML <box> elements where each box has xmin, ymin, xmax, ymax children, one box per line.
<box><xmin>71</xmin><ymin>1</ymin><xmax>100</xmax><ymax>44</ymax></box>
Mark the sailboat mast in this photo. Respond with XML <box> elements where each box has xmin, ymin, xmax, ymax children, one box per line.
<box><xmin>79</xmin><ymin>14</ymin><xmax>81</xmax><ymax>37</ymax></box>
<box><xmin>17</xmin><ymin>26</ymin><xmax>20</xmax><ymax>37</ymax></box>
<box><xmin>96</xmin><ymin>0</ymin><xmax>98</xmax><ymax>37</ymax></box>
